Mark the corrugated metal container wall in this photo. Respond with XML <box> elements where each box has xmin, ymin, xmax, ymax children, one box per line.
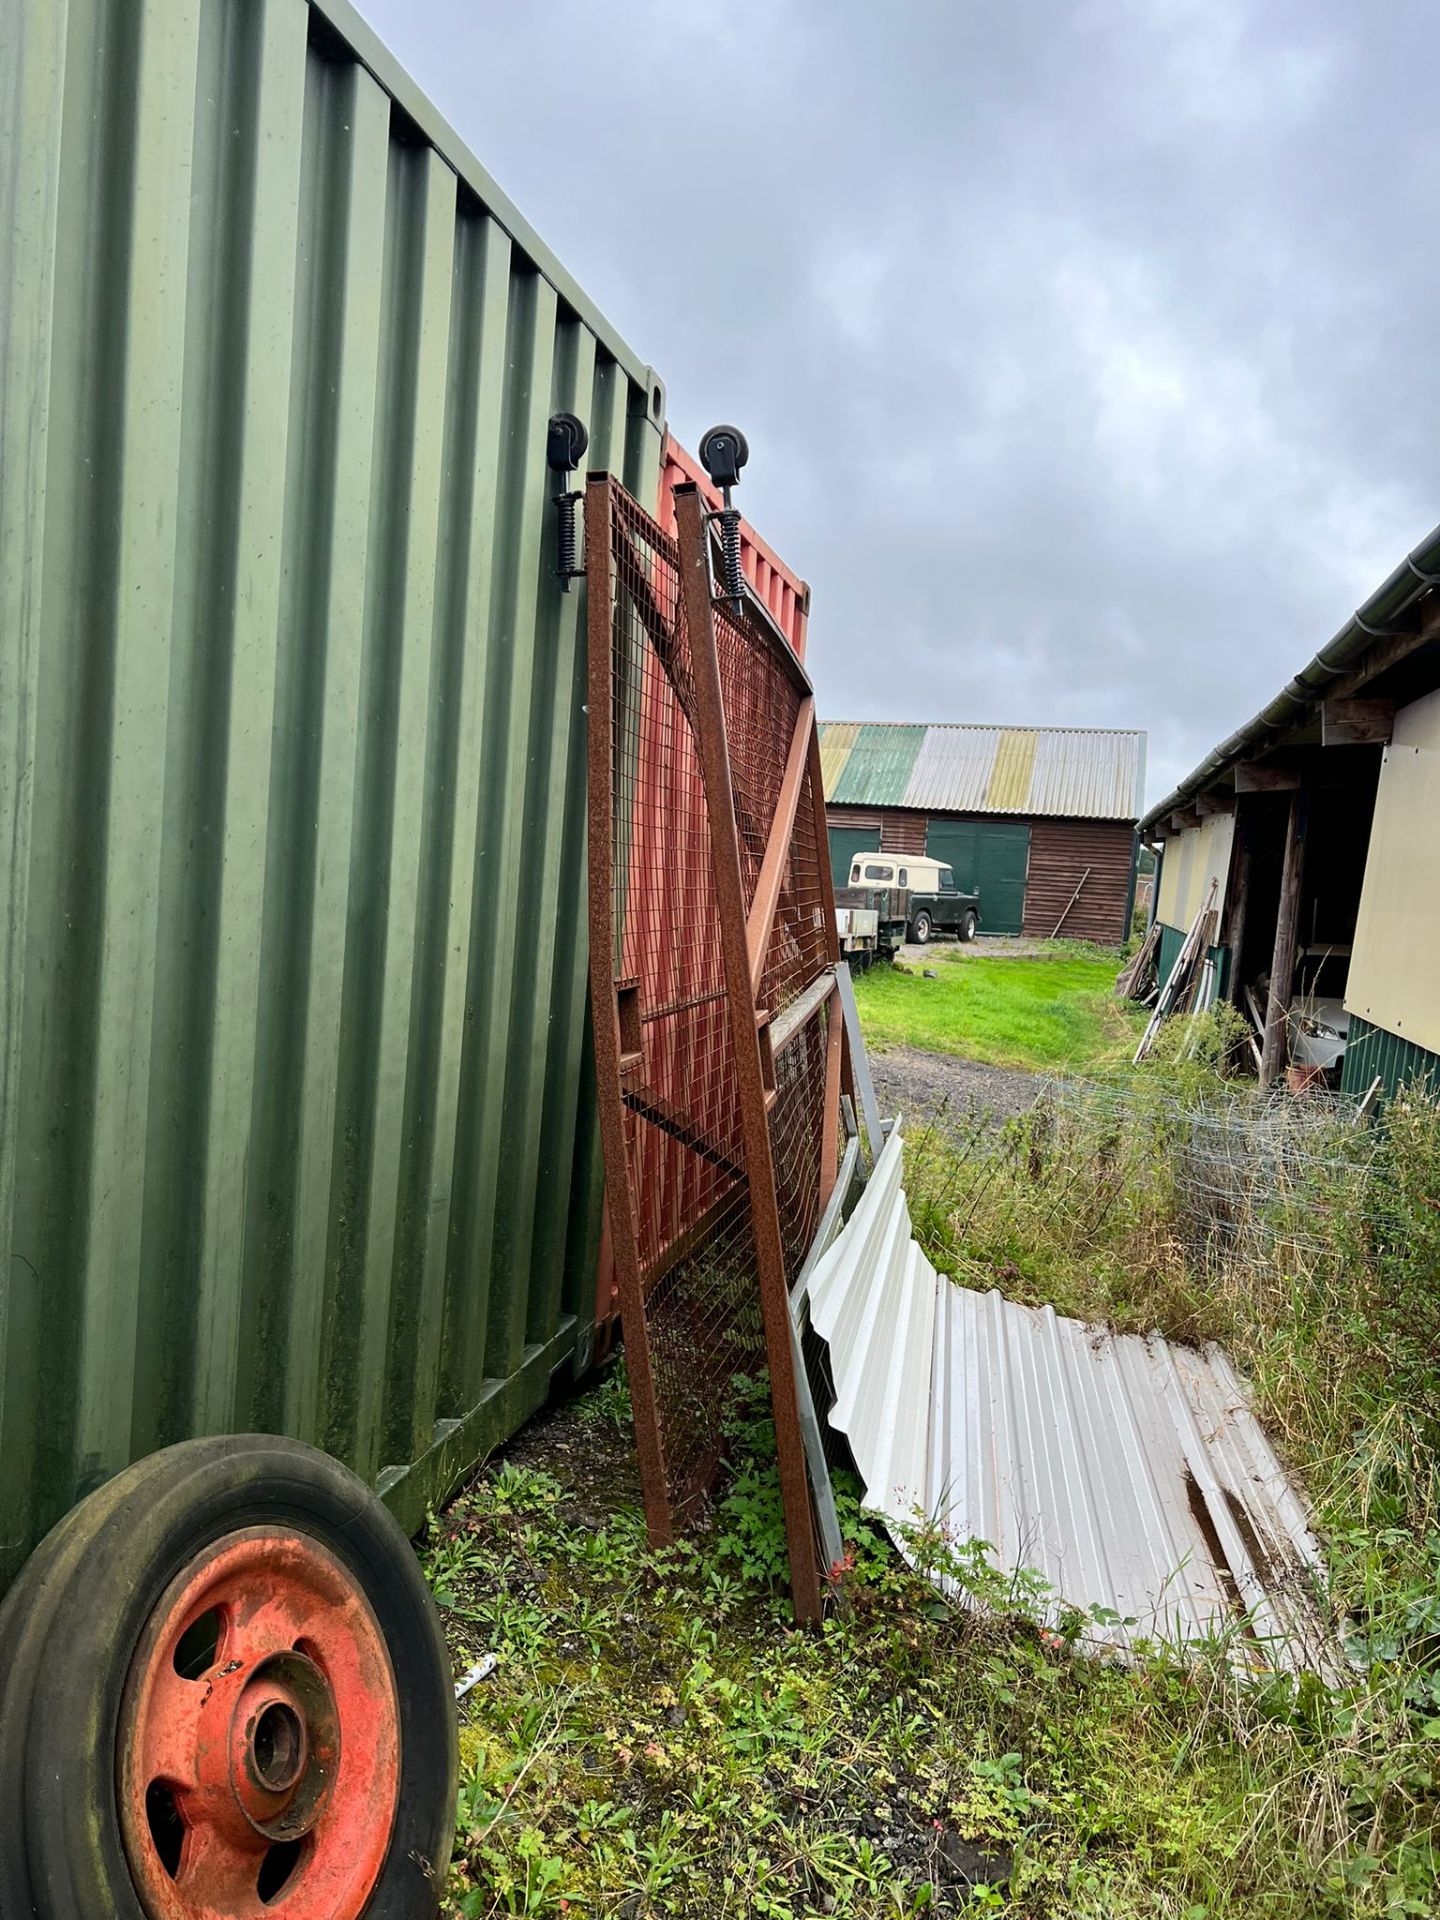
<box><xmin>1021</xmin><ymin>819</ymin><xmax>1136</xmax><ymax>944</ymax></box>
<box><xmin>0</xmin><ymin>0</ymin><xmax>664</xmax><ymax>1593</ymax></box>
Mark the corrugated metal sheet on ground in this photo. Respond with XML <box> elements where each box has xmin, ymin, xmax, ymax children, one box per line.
<box><xmin>807</xmin><ymin>1134</ymin><xmax>1336</xmax><ymax>1672</ymax></box>
<box><xmin>0</xmin><ymin>0</ymin><xmax>662</xmax><ymax>1592</ymax></box>
<box><xmin>820</xmin><ymin>723</ymin><xmax>1145</xmax><ymax>822</ymax></box>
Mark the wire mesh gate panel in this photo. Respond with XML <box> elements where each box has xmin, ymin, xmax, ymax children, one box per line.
<box><xmin>586</xmin><ymin>475</ymin><xmax>845</xmax><ymax>1623</ymax></box>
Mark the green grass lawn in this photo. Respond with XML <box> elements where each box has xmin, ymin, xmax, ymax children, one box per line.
<box><xmin>852</xmin><ymin>948</ymin><xmax>1141</xmax><ymax>1072</ymax></box>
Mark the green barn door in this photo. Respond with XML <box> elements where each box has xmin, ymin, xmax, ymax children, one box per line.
<box><xmin>925</xmin><ymin>820</ymin><xmax>1031</xmax><ymax>934</ymax></box>
<box><xmin>829</xmin><ymin>825</ymin><xmax>880</xmax><ymax>891</ymax></box>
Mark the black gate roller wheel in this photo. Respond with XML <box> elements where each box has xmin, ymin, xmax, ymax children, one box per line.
<box><xmin>0</xmin><ymin>1435</ymin><xmax>457</xmax><ymax>1920</ymax></box>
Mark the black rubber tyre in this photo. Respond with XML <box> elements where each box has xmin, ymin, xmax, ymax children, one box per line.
<box><xmin>911</xmin><ymin>911</ymin><xmax>932</xmax><ymax>944</ymax></box>
<box><xmin>959</xmin><ymin>910</ymin><xmax>978</xmax><ymax>944</ymax></box>
<box><xmin>0</xmin><ymin>1435</ymin><xmax>457</xmax><ymax>1920</ymax></box>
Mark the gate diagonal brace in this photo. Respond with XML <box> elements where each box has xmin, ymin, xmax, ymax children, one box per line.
<box><xmin>621</xmin><ymin>1085</ymin><xmax>746</xmax><ymax>1182</ymax></box>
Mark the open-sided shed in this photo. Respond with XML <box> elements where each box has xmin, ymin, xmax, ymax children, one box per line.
<box><xmin>1140</xmin><ymin>525</ymin><xmax>1440</xmax><ymax>1096</ymax></box>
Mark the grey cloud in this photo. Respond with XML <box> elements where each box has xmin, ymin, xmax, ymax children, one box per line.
<box><xmin>357</xmin><ymin>0</ymin><xmax>1438</xmax><ymax>804</ymax></box>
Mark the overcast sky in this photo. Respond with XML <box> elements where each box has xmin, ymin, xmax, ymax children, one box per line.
<box><xmin>358</xmin><ymin>0</ymin><xmax>1437</xmax><ymax>808</ymax></box>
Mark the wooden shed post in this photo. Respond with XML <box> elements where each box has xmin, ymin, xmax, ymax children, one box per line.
<box><xmin>1224</xmin><ymin>802</ymin><xmax>1251</xmax><ymax>1007</ymax></box>
<box><xmin>1260</xmin><ymin>788</ymin><xmax>1309</xmax><ymax>1089</ymax></box>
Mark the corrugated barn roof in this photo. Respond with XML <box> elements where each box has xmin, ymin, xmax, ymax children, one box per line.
<box><xmin>821</xmin><ymin>722</ymin><xmax>1145</xmax><ymax>821</ymax></box>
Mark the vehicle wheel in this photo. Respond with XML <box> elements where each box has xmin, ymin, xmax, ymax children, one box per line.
<box><xmin>959</xmin><ymin>910</ymin><xmax>978</xmax><ymax>944</ymax></box>
<box><xmin>0</xmin><ymin>1435</ymin><xmax>456</xmax><ymax>1920</ymax></box>
<box><xmin>911</xmin><ymin>911</ymin><xmax>932</xmax><ymax>944</ymax></box>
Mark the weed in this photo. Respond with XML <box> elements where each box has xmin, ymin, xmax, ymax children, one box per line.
<box><xmin>575</xmin><ymin>1357</ymin><xmax>632</xmax><ymax>1432</ymax></box>
<box><xmin>431</xmin><ymin>1073</ymin><xmax>1440</xmax><ymax>1918</ymax></box>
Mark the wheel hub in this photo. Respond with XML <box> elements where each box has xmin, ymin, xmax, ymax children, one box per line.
<box><xmin>118</xmin><ymin>1529</ymin><xmax>400</xmax><ymax>1919</ymax></box>
<box><xmin>229</xmin><ymin>1653</ymin><xmax>334</xmax><ymax>1840</ymax></box>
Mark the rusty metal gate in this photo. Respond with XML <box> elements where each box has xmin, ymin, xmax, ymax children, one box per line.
<box><xmin>586</xmin><ymin>473</ymin><xmax>845</xmax><ymax>1624</ymax></box>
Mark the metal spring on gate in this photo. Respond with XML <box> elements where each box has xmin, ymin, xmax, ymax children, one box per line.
<box><xmin>718</xmin><ymin>505</ymin><xmax>744</xmax><ymax>611</ymax></box>
<box><xmin>697</xmin><ymin>425</ymin><xmax>751</xmax><ymax>616</ymax></box>
<box><xmin>555</xmin><ymin>489</ymin><xmax>579</xmax><ymax>585</ymax></box>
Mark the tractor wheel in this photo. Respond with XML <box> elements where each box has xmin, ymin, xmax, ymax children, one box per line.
<box><xmin>0</xmin><ymin>1435</ymin><xmax>456</xmax><ymax>1920</ymax></box>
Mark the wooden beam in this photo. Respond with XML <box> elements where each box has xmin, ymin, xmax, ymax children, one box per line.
<box><xmin>1321</xmin><ymin>696</ymin><xmax>1394</xmax><ymax>746</ymax></box>
<box><xmin>1234</xmin><ymin>759</ymin><xmax>1300</xmax><ymax>794</ymax></box>
<box><xmin>1325</xmin><ymin>618</ymin><xmax>1433</xmax><ymax>701</ymax></box>
<box><xmin>1223</xmin><ymin>805</ymin><xmax>1252</xmax><ymax>1007</ymax></box>
<box><xmin>1195</xmin><ymin>790</ymin><xmax>1235</xmax><ymax>816</ymax></box>
<box><xmin>1169</xmin><ymin>807</ymin><xmax>1199</xmax><ymax>832</ymax></box>
<box><xmin>770</xmin><ymin>966</ymin><xmax>835</xmax><ymax>1053</ymax></box>
<box><xmin>746</xmin><ymin>694</ymin><xmax>815</xmax><ymax>999</ymax></box>
<box><xmin>1259</xmin><ymin>788</ymin><xmax>1309</xmax><ymax>1089</ymax></box>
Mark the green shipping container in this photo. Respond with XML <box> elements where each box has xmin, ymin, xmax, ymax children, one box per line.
<box><xmin>0</xmin><ymin>0</ymin><xmax>664</xmax><ymax>1594</ymax></box>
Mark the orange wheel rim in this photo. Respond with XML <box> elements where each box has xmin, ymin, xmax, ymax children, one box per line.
<box><xmin>118</xmin><ymin>1529</ymin><xmax>400</xmax><ymax>1919</ymax></box>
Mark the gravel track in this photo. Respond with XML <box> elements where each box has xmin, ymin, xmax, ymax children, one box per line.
<box><xmin>868</xmin><ymin>1043</ymin><xmax>1039</xmax><ymax>1132</ymax></box>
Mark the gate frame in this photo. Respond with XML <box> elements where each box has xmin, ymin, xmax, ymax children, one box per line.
<box><xmin>585</xmin><ymin>472</ymin><xmax>850</xmax><ymax>1624</ymax></box>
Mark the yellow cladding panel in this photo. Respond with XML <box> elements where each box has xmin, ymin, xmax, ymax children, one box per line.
<box><xmin>819</xmin><ymin>722</ymin><xmax>859</xmax><ymax>798</ymax></box>
<box><xmin>1346</xmin><ymin>688</ymin><xmax>1440</xmax><ymax>1057</ymax></box>
<box><xmin>985</xmin><ymin>729</ymin><xmax>1038</xmax><ymax>811</ymax></box>
<box><xmin>1157</xmin><ymin>814</ymin><xmax>1234</xmax><ymax>929</ymax></box>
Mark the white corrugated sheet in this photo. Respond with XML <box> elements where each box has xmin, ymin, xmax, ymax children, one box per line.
<box><xmin>807</xmin><ymin>1132</ymin><xmax>1336</xmax><ymax>1671</ymax></box>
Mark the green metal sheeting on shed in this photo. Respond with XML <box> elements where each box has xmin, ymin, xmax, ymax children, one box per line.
<box><xmin>1340</xmin><ymin>1015</ymin><xmax>1440</xmax><ymax>1103</ymax></box>
<box><xmin>0</xmin><ymin>0</ymin><xmax>664</xmax><ymax>1593</ymax></box>
<box><xmin>1154</xmin><ymin>927</ymin><xmax>1230</xmax><ymax>1004</ymax></box>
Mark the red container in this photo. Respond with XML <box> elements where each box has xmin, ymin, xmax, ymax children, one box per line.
<box><xmin>658</xmin><ymin>435</ymin><xmax>811</xmax><ymax>660</ymax></box>
<box><xmin>592</xmin><ymin>443</ymin><xmax>813</xmax><ymax>1345</ymax></box>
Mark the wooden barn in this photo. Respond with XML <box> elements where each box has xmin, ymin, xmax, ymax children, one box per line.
<box><xmin>820</xmin><ymin>722</ymin><xmax>1145</xmax><ymax>943</ymax></box>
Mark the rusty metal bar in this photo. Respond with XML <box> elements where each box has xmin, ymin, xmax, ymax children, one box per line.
<box><xmin>806</xmin><ymin>716</ymin><xmax>844</xmax><ymax>974</ymax></box>
<box><xmin>621</xmin><ymin>1084</ymin><xmax>746</xmax><ymax>1180</ymax></box>
<box><xmin>746</xmin><ymin>695</ymin><xmax>815</xmax><ymax>999</ymax></box>
<box><xmin>584</xmin><ymin>471</ymin><xmax>674</xmax><ymax>1544</ymax></box>
<box><xmin>805</xmin><ymin>712</ymin><xmax>851</xmax><ymax>1109</ymax></box>
<box><xmin>674</xmin><ymin>482</ymin><xmax>823</xmax><ymax>1625</ymax></box>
